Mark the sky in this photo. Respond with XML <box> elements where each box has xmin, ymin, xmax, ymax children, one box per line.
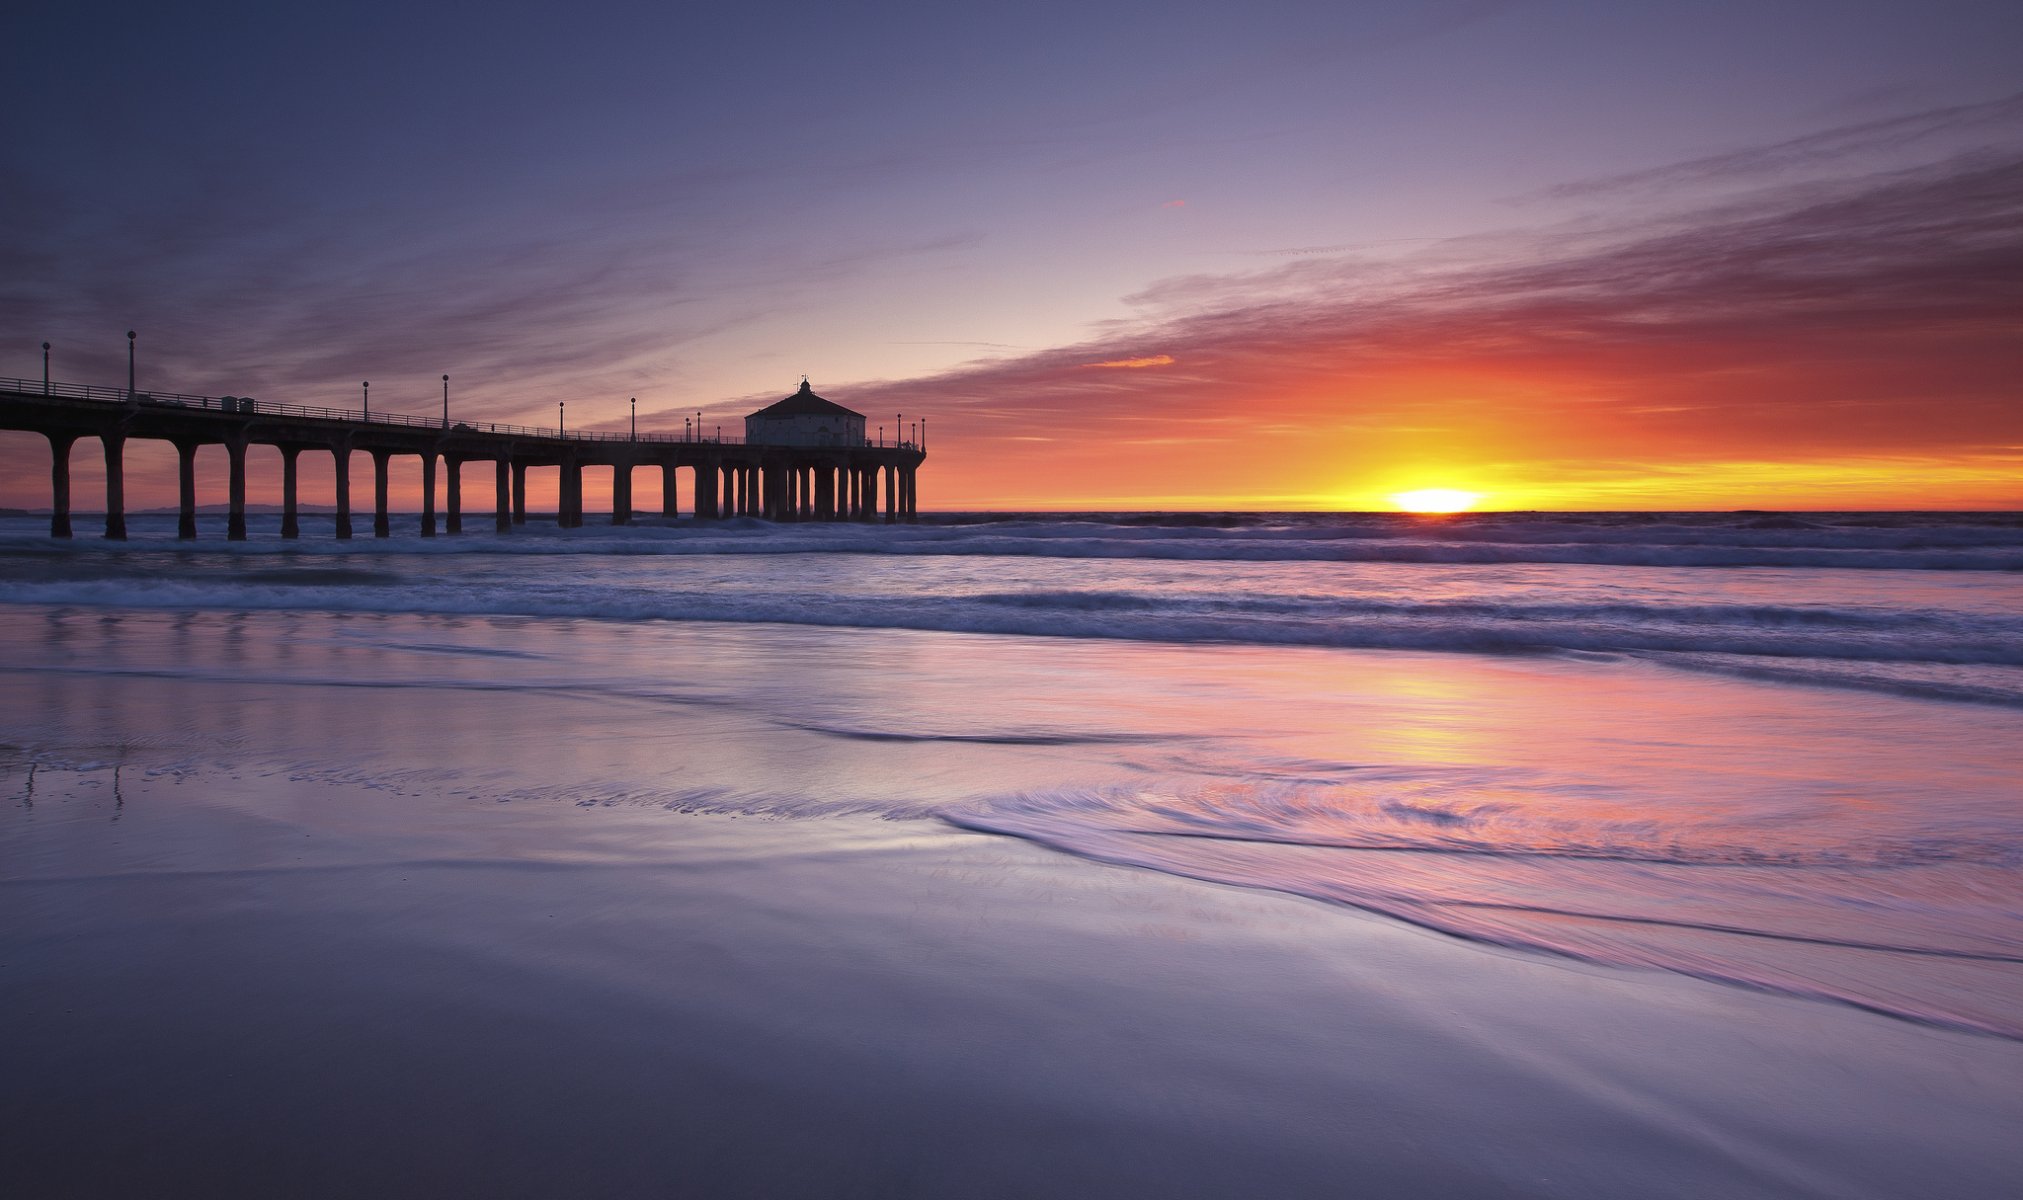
<box><xmin>4</xmin><ymin>0</ymin><xmax>2020</xmax><ymax>511</ymax></box>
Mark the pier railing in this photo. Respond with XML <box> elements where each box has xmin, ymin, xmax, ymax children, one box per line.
<box><xmin>0</xmin><ymin>377</ymin><xmax>752</xmax><ymax>445</ymax></box>
<box><xmin>3</xmin><ymin>377</ymin><xmax>924</xmax><ymax>451</ymax></box>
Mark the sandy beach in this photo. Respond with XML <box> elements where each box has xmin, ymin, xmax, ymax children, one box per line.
<box><xmin>5</xmin><ymin>590</ymin><xmax>2021</xmax><ymax>1198</ymax></box>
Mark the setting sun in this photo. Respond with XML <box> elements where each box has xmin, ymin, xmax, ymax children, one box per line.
<box><xmin>1390</xmin><ymin>488</ymin><xmax>1483</xmax><ymax>513</ymax></box>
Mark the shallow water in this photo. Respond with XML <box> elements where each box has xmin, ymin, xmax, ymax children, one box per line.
<box><xmin>5</xmin><ymin>511</ymin><xmax>2022</xmax><ymax>706</ymax></box>
<box><xmin>3</xmin><ymin>573</ymin><xmax>2018</xmax><ymax>1040</ymax></box>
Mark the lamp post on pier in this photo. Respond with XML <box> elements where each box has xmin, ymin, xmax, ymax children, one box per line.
<box><xmin>630</xmin><ymin>397</ymin><xmax>636</xmax><ymax>441</ymax></box>
<box><xmin>362</xmin><ymin>381</ymin><xmax>369</xmax><ymax>419</ymax></box>
<box><xmin>685</xmin><ymin>417</ymin><xmax>691</xmax><ymax>442</ymax></box>
<box><xmin>127</xmin><ymin>331</ymin><xmax>136</xmax><ymax>399</ymax></box>
<box><xmin>42</xmin><ymin>342</ymin><xmax>50</xmax><ymax>394</ymax></box>
<box><xmin>442</xmin><ymin>375</ymin><xmax>450</xmax><ymax>429</ymax></box>
<box><xmin>558</xmin><ymin>401</ymin><xmax>565</xmax><ymax>434</ymax></box>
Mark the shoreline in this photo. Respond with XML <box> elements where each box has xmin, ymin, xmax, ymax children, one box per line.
<box><xmin>8</xmin><ymin>762</ymin><xmax>2023</xmax><ymax>1199</ymax></box>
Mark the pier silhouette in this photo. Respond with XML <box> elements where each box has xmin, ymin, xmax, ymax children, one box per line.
<box><xmin>1</xmin><ymin>377</ymin><xmax>924</xmax><ymax>539</ymax></box>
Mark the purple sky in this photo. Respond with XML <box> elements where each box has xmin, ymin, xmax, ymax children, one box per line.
<box><xmin>6</xmin><ymin>1</ymin><xmax>2021</xmax><ymax>508</ymax></box>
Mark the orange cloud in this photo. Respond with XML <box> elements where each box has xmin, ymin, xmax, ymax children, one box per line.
<box><xmin>1083</xmin><ymin>355</ymin><xmax>1175</xmax><ymax>370</ymax></box>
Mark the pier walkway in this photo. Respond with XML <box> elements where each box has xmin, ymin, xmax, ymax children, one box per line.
<box><xmin>1</xmin><ymin>379</ymin><xmax>924</xmax><ymax>539</ymax></box>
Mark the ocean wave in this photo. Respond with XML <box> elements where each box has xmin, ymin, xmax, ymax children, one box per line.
<box><xmin>3</xmin><ymin>576</ymin><xmax>2021</xmax><ymax>705</ymax></box>
<box><xmin>4</xmin><ymin>513</ymin><xmax>2021</xmax><ymax>570</ymax></box>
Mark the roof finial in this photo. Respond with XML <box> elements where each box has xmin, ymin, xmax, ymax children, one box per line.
<box><xmin>798</xmin><ymin>374</ymin><xmax>811</xmax><ymax>393</ymax></box>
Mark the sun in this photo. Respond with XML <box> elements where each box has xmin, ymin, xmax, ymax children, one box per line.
<box><xmin>1390</xmin><ymin>488</ymin><xmax>1482</xmax><ymax>514</ymax></box>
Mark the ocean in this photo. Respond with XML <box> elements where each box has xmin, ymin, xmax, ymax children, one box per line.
<box><xmin>4</xmin><ymin>509</ymin><xmax>2021</xmax><ymax>1196</ymax></box>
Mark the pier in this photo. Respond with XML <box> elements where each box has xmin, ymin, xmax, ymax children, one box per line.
<box><xmin>0</xmin><ymin>378</ymin><xmax>924</xmax><ymax>539</ymax></box>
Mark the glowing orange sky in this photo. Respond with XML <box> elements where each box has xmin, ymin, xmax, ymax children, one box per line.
<box><xmin>5</xmin><ymin>105</ymin><xmax>2020</xmax><ymax>512</ymax></box>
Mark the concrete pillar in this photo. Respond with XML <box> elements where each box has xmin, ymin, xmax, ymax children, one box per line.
<box><xmin>662</xmin><ymin>463</ymin><xmax>679</xmax><ymax>518</ymax></box>
<box><xmin>495</xmin><ymin>458</ymin><xmax>511</xmax><ymax>533</ymax></box>
<box><xmin>175</xmin><ymin>442</ymin><xmax>199</xmax><ymax>540</ymax></box>
<box><xmin>333</xmin><ymin>446</ymin><xmax>353</xmax><ymax>540</ymax></box>
<box><xmin>102</xmin><ymin>432</ymin><xmax>127</xmax><ymax>540</ymax></box>
<box><xmin>562</xmin><ymin>458</ymin><xmax>582</xmax><ymax>527</ymax></box>
<box><xmin>373</xmin><ymin>451</ymin><xmax>391</xmax><ymax>538</ymax></box>
<box><xmin>420</xmin><ymin>453</ymin><xmax>437</xmax><ymax>537</ymax></box>
<box><xmin>226</xmin><ymin>438</ymin><xmax>248</xmax><ymax>541</ymax></box>
<box><xmin>613</xmin><ymin>462</ymin><xmax>632</xmax><ymax>526</ymax></box>
<box><xmin>512</xmin><ymin>461</ymin><xmax>527</xmax><ymax>525</ymax></box>
<box><xmin>47</xmin><ymin>433</ymin><xmax>75</xmax><ymax>539</ymax></box>
<box><xmin>905</xmin><ymin>466</ymin><xmax>917</xmax><ymax>521</ymax></box>
<box><xmin>446</xmin><ymin>458</ymin><xmax>463</xmax><ymax>534</ymax></box>
<box><xmin>280</xmin><ymin>446</ymin><xmax>301</xmax><ymax>539</ymax></box>
<box><xmin>692</xmin><ymin>457</ymin><xmax>716</xmax><ymax>519</ymax></box>
<box><xmin>884</xmin><ymin>464</ymin><xmax>897</xmax><ymax>524</ymax></box>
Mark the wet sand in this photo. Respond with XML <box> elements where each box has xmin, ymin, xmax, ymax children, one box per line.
<box><xmin>3</xmin><ymin>607</ymin><xmax>2022</xmax><ymax>1197</ymax></box>
<box><xmin>7</xmin><ymin>767</ymin><xmax>2023</xmax><ymax>1199</ymax></box>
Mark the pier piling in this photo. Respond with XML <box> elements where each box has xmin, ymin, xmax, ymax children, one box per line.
<box><xmin>175</xmin><ymin>442</ymin><xmax>199</xmax><ymax>539</ymax></box>
<box><xmin>373</xmin><ymin>452</ymin><xmax>392</xmax><ymax>539</ymax></box>
<box><xmin>47</xmin><ymin>433</ymin><xmax>74</xmax><ymax>539</ymax></box>
<box><xmin>226</xmin><ymin>437</ymin><xmax>248</xmax><ymax>541</ymax></box>
<box><xmin>334</xmin><ymin>446</ymin><xmax>353</xmax><ymax>539</ymax></box>
<box><xmin>102</xmin><ymin>432</ymin><xmax>127</xmax><ymax>540</ymax></box>
<box><xmin>421</xmin><ymin>453</ymin><xmax>437</xmax><ymax>537</ymax></box>
<box><xmin>280</xmin><ymin>447</ymin><xmax>300</xmax><ymax>539</ymax></box>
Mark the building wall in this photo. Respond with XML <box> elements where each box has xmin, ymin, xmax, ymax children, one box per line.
<box><xmin>744</xmin><ymin>413</ymin><xmax>866</xmax><ymax>447</ymax></box>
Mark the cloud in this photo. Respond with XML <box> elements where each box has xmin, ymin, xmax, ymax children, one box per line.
<box><xmin>1084</xmin><ymin>355</ymin><xmax>1175</xmax><ymax>369</ymax></box>
<box><xmin>846</xmin><ymin>136</ymin><xmax>2023</xmax><ymax>506</ymax></box>
<box><xmin>1532</xmin><ymin>91</ymin><xmax>2023</xmax><ymax>203</ymax></box>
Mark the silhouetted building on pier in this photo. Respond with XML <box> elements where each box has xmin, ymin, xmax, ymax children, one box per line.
<box><xmin>746</xmin><ymin>380</ymin><xmax>865</xmax><ymax>447</ymax></box>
